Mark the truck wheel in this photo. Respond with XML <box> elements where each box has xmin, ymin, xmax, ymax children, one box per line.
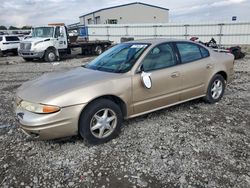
<box><xmin>0</xmin><ymin>50</ymin><xmax>2</xmax><ymax>57</ymax></box>
<box><xmin>44</xmin><ymin>48</ymin><xmax>57</xmax><ymax>62</ymax></box>
<box><xmin>94</xmin><ymin>46</ymin><xmax>103</xmax><ymax>55</ymax></box>
<box><xmin>79</xmin><ymin>99</ymin><xmax>123</xmax><ymax>144</ymax></box>
<box><xmin>23</xmin><ymin>58</ymin><xmax>33</xmax><ymax>62</ymax></box>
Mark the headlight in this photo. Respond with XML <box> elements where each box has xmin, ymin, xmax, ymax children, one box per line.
<box><xmin>20</xmin><ymin>100</ymin><xmax>60</xmax><ymax>114</ymax></box>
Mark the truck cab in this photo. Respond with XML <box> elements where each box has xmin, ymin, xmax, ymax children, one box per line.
<box><xmin>19</xmin><ymin>25</ymin><xmax>69</xmax><ymax>62</ymax></box>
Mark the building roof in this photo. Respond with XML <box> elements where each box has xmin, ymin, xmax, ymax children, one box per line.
<box><xmin>79</xmin><ymin>2</ymin><xmax>169</xmax><ymax>18</ymax></box>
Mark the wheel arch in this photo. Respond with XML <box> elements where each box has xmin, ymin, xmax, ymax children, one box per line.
<box><xmin>45</xmin><ymin>46</ymin><xmax>59</xmax><ymax>57</ymax></box>
<box><xmin>205</xmin><ymin>70</ymin><xmax>228</xmax><ymax>95</ymax></box>
<box><xmin>215</xmin><ymin>71</ymin><xmax>228</xmax><ymax>81</ymax></box>
<box><xmin>78</xmin><ymin>95</ymin><xmax>127</xmax><ymax>128</ymax></box>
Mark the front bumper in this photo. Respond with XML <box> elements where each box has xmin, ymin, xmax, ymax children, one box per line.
<box><xmin>1</xmin><ymin>48</ymin><xmax>18</xmax><ymax>53</ymax></box>
<box><xmin>15</xmin><ymin>103</ymin><xmax>86</xmax><ymax>140</ymax></box>
<box><xmin>19</xmin><ymin>50</ymin><xmax>44</xmax><ymax>59</ymax></box>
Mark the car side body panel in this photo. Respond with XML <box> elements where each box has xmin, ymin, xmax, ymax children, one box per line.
<box><xmin>178</xmin><ymin>57</ymin><xmax>209</xmax><ymax>101</ymax></box>
<box><xmin>132</xmin><ymin>66</ymin><xmax>182</xmax><ymax>114</ymax></box>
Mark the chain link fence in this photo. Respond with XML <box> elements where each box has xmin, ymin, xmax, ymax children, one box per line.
<box><xmin>87</xmin><ymin>22</ymin><xmax>250</xmax><ymax>45</ymax></box>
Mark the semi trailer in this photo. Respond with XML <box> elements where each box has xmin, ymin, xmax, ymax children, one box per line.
<box><xmin>18</xmin><ymin>24</ymin><xmax>112</xmax><ymax>62</ymax></box>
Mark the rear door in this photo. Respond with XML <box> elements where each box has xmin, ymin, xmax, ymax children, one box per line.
<box><xmin>132</xmin><ymin>42</ymin><xmax>182</xmax><ymax>114</ymax></box>
<box><xmin>174</xmin><ymin>42</ymin><xmax>211</xmax><ymax>100</ymax></box>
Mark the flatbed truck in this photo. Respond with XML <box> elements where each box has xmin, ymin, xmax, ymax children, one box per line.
<box><xmin>18</xmin><ymin>24</ymin><xmax>112</xmax><ymax>62</ymax></box>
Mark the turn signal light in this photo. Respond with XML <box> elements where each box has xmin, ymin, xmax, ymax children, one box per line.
<box><xmin>43</xmin><ymin>105</ymin><xmax>60</xmax><ymax>113</ymax></box>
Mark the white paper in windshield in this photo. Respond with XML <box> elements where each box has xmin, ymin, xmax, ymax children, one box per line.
<box><xmin>130</xmin><ymin>44</ymin><xmax>147</xmax><ymax>49</ymax></box>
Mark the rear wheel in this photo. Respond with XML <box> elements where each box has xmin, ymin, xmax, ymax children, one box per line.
<box><xmin>94</xmin><ymin>45</ymin><xmax>103</xmax><ymax>55</ymax></box>
<box><xmin>44</xmin><ymin>48</ymin><xmax>57</xmax><ymax>62</ymax></box>
<box><xmin>79</xmin><ymin>99</ymin><xmax>122</xmax><ymax>144</ymax></box>
<box><xmin>0</xmin><ymin>49</ymin><xmax>2</xmax><ymax>57</ymax></box>
<box><xmin>204</xmin><ymin>74</ymin><xmax>226</xmax><ymax>103</ymax></box>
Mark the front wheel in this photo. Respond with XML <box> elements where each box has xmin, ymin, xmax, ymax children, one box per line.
<box><xmin>44</xmin><ymin>48</ymin><xmax>57</xmax><ymax>62</ymax></box>
<box><xmin>79</xmin><ymin>99</ymin><xmax>122</xmax><ymax>144</ymax></box>
<box><xmin>204</xmin><ymin>74</ymin><xmax>226</xmax><ymax>103</ymax></box>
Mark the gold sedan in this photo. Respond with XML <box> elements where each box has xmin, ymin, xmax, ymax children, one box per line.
<box><xmin>15</xmin><ymin>39</ymin><xmax>234</xmax><ymax>144</ymax></box>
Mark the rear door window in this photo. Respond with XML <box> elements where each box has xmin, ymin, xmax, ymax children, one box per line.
<box><xmin>0</xmin><ymin>37</ymin><xmax>2</xmax><ymax>41</ymax></box>
<box><xmin>200</xmin><ymin>46</ymin><xmax>210</xmax><ymax>58</ymax></box>
<box><xmin>176</xmin><ymin>42</ymin><xmax>202</xmax><ymax>63</ymax></box>
<box><xmin>5</xmin><ymin>36</ymin><xmax>20</xmax><ymax>41</ymax></box>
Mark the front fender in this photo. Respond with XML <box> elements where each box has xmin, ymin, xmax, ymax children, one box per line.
<box><xmin>43</xmin><ymin>75</ymin><xmax>132</xmax><ymax>109</ymax></box>
<box><xmin>32</xmin><ymin>40</ymin><xmax>55</xmax><ymax>52</ymax></box>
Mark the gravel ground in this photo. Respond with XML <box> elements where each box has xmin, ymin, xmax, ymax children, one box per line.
<box><xmin>0</xmin><ymin>54</ymin><xmax>249</xmax><ymax>188</ymax></box>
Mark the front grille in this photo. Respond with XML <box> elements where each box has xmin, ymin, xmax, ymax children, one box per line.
<box><xmin>20</xmin><ymin>43</ymin><xmax>31</xmax><ymax>50</ymax></box>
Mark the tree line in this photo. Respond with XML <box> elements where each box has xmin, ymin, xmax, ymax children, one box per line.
<box><xmin>0</xmin><ymin>25</ymin><xmax>32</xmax><ymax>30</ymax></box>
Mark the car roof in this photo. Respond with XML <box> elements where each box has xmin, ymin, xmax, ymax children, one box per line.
<box><xmin>126</xmin><ymin>38</ymin><xmax>189</xmax><ymax>45</ymax></box>
<box><xmin>124</xmin><ymin>38</ymin><xmax>212</xmax><ymax>52</ymax></box>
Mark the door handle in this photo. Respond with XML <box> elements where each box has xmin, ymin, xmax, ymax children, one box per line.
<box><xmin>206</xmin><ymin>64</ymin><xmax>213</xmax><ymax>69</ymax></box>
<box><xmin>171</xmin><ymin>72</ymin><xmax>180</xmax><ymax>78</ymax></box>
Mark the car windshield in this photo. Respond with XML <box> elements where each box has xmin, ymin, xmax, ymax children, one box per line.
<box><xmin>32</xmin><ymin>27</ymin><xmax>54</xmax><ymax>38</ymax></box>
<box><xmin>84</xmin><ymin>43</ymin><xmax>149</xmax><ymax>73</ymax></box>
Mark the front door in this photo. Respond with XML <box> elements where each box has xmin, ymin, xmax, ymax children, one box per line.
<box><xmin>54</xmin><ymin>26</ymin><xmax>68</xmax><ymax>50</ymax></box>
<box><xmin>132</xmin><ymin>43</ymin><xmax>182</xmax><ymax>115</ymax></box>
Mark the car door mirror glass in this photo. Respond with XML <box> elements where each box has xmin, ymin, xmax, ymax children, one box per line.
<box><xmin>141</xmin><ymin>71</ymin><xmax>152</xmax><ymax>89</ymax></box>
<box><xmin>60</xmin><ymin>28</ymin><xmax>64</xmax><ymax>37</ymax></box>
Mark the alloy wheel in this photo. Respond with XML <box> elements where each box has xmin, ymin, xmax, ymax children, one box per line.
<box><xmin>211</xmin><ymin>79</ymin><xmax>223</xmax><ymax>99</ymax></box>
<box><xmin>90</xmin><ymin>108</ymin><xmax>117</xmax><ymax>139</ymax></box>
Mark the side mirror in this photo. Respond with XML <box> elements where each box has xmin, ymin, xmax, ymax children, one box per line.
<box><xmin>59</xmin><ymin>27</ymin><xmax>64</xmax><ymax>38</ymax></box>
<box><xmin>141</xmin><ymin>71</ymin><xmax>152</xmax><ymax>89</ymax></box>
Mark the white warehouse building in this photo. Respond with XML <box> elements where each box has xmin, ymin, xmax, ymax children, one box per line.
<box><xmin>79</xmin><ymin>2</ymin><xmax>169</xmax><ymax>25</ymax></box>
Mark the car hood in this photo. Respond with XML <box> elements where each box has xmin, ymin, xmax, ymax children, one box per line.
<box><xmin>22</xmin><ymin>37</ymin><xmax>51</xmax><ymax>43</ymax></box>
<box><xmin>17</xmin><ymin>67</ymin><xmax>121</xmax><ymax>105</ymax></box>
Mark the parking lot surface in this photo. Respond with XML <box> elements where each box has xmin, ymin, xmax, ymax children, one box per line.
<box><xmin>0</xmin><ymin>55</ymin><xmax>249</xmax><ymax>188</ymax></box>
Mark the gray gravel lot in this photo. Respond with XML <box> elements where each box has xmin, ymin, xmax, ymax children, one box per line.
<box><xmin>0</xmin><ymin>55</ymin><xmax>249</xmax><ymax>188</ymax></box>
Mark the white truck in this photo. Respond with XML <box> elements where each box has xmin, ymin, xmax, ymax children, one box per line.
<box><xmin>18</xmin><ymin>25</ymin><xmax>112</xmax><ymax>62</ymax></box>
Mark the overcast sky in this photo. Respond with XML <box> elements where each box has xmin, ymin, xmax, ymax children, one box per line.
<box><xmin>0</xmin><ymin>0</ymin><xmax>249</xmax><ymax>27</ymax></box>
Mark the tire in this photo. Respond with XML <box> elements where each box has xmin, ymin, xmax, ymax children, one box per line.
<box><xmin>0</xmin><ymin>50</ymin><xmax>2</xmax><ymax>57</ymax></box>
<box><xmin>204</xmin><ymin>74</ymin><xmax>226</xmax><ymax>103</ymax></box>
<box><xmin>23</xmin><ymin>58</ymin><xmax>33</xmax><ymax>62</ymax></box>
<box><xmin>79</xmin><ymin>99</ymin><xmax>123</xmax><ymax>144</ymax></box>
<box><xmin>94</xmin><ymin>45</ymin><xmax>103</xmax><ymax>55</ymax></box>
<box><xmin>44</xmin><ymin>48</ymin><xmax>57</xmax><ymax>62</ymax></box>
